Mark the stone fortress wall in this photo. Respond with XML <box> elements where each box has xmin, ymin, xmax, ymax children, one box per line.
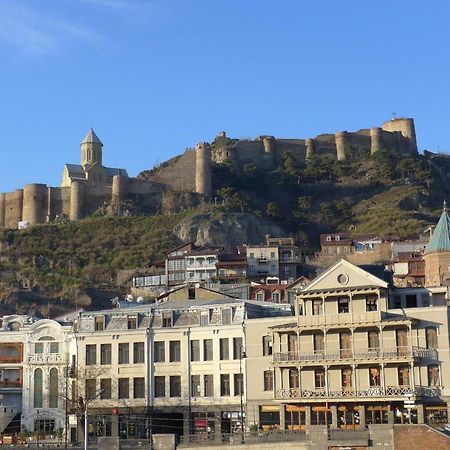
<box><xmin>0</xmin><ymin>118</ymin><xmax>418</xmax><ymax>229</ymax></box>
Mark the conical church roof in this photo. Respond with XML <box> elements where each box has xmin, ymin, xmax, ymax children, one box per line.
<box><xmin>425</xmin><ymin>203</ymin><xmax>450</xmax><ymax>254</ymax></box>
<box><xmin>81</xmin><ymin>128</ymin><xmax>103</xmax><ymax>145</ymax></box>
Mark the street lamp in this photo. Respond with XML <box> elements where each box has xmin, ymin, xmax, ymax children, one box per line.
<box><xmin>239</xmin><ymin>346</ymin><xmax>247</xmax><ymax>445</ymax></box>
<box><xmin>65</xmin><ymin>366</ymin><xmax>76</xmax><ymax>450</ymax></box>
<box><xmin>36</xmin><ymin>409</ymin><xmax>40</xmax><ymax>446</ymax></box>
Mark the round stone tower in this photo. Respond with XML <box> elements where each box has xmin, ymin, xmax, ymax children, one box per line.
<box><xmin>423</xmin><ymin>202</ymin><xmax>450</xmax><ymax>287</ymax></box>
<box><xmin>370</xmin><ymin>127</ymin><xmax>382</xmax><ymax>155</ymax></box>
<box><xmin>22</xmin><ymin>183</ymin><xmax>47</xmax><ymax>225</ymax></box>
<box><xmin>195</xmin><ymin>142</ymin><xmax>212</xmax><ymax>197</ymax></box>
<box><xmin>112</xmin><ymin>174</ymin><xmax>129</xmax><ymax>204</ymax></box>
<box><xmin>305</xmin><ymin>138</ymin><xmax>315</xmax><ymax>161</ymax></box>
<box><xmin>381</xmin><ymin>117</ymin><xmax>417</xmax><ymax>153</ymax></box>
<box><xmin>335</xmin><ymin>131</ymin><xmax>348</xmax><ymax>161</ymax></box>
<box><xmin>0</xmin><ymin>193</ymin><xmax>5</xmax><ymax>227</ymax></box>
<box><xmin>70</xmin><ymin>181</ymin><xmax>85</xmax><ymax>221</ymax></box>
<box><xmin>262</xmin><ymin>136</ymin><xmax>276</xmax><ymax>154</ymax></box>
<box><xmin>81</xmin><ymin>128</ymin><xmax>103</xmax><ymax>169</ymax></box>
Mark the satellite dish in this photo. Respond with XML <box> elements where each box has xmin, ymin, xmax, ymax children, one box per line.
<box><xmin>126</xmin><ymin>294</ymin><xmax>134</xmax><ymax>302</ymax></box>
<box><xmin>195</xmin><ymin>283</ymin><xmax>200</xmax><ymax>288</ymax></box>
<box><xmin>137</xmin><ymin>296</ymin><xmax>144</xmax><ymax>303</ymax></box>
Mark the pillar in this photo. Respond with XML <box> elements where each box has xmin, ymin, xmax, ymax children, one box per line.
<box><xmin>387</xmin><ymin>407</ymin><xmax>394</xmax><ymax>424</ymax></box>
<box><xmin>279</xmin><ymin>404</ymin><xmax>286</xmax><ymax>430</ymax></box>
<box><xmin>195</xmin><ymin>142</ymin><xmax>212</xmax><ymax>197</ymax></box>
<box><xmin>359</xmin><ymin>404</ymin><xmax>366</xmax><ymax>428</ymax></box>
<box><xmin>112</xmin><ymin>174</ymin><xmax>128</xmax><ymax>204</ymax></box>
<box><xmin>0</xmin><ymin>193</ymin><xmax>5</xmax><ymax>227</ymax></box>
<box><xmin>370</xmin><ymin>127</ymin><xmax>382</xmax><ymax>155</ymax></box>
<box><xmin>183</xmin><ymin>410</ymin><xmax>190</xmax><ymax>437</ymax></box>
<box><xmin>214</xmin><ymin>412</ymin><xmax>222</xmax><ymax>443</ymax></box>
<box><xmin>305</xmin><ymin>405</ymin><xmax>311</xmax><ymax>426</ymax></box>
<box><xmin>416</xmin><ymin>404</ymin><xmax>424</xmax><ymax>424</ymax></box>
<box><xmin>331</xmin><ymin>405</ymin><xmax>338</xmax><ymax>429</ymax></box>
<box><xmin>335</xmin><ymin>131</ymin><xmax>348</xmax><ymax>161</ymax></box>
<box><xmin>70</xmin><ymin>181</ymin><xmax>85</xmax><ymax>221</ymax></box>
<box><xmin>305</xmin><ymin>138</ymin><xmax>314</xmax><ymax>161</ymax></box>
<box><xmin>22</xmin><ymin>183</ymin><xmax>47</xmax><ymax>225</ymax></box>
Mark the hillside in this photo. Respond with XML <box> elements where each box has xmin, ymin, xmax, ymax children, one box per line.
<box><xmin>1</xmin><ymin>143</ymin><xmax>450</xmax><ymax>316</ymax></box>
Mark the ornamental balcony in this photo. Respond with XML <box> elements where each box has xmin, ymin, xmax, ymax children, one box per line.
<box><xmin>272</xmin><ymin>346</ymin><xmax>437</xmax><ymax>365</ymax></box>
<box><xmin>26</xmin><ymin>353</ymin><xmax>65</xmax><ymax>364</ymax></box>
<box><xmin>275</xmin><ymin>385</ymin><xmax>441</xmax><ymax>400</ymax></box>
<box><xmin>296</xmin><ymin>311</ymin><xmax>382</xmax><ymax>328</ymax></box>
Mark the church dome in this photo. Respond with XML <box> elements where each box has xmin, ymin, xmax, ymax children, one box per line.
<box><xmin>424</xmin><ymin>202</ymin><xmax>450</xmax><ymax>254</ymax></box>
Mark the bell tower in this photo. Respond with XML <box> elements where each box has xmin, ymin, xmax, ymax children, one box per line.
<box><xmin>81</xmin><ymin>128</ymin><xmax>103</xmax><ymax>169</ymax></box>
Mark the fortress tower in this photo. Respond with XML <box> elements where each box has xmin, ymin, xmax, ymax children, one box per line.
<box><xmin>81</xmin><ymin>128</ymin><xmax>103</xmax><ymax>169</ymax></box>
<box><xmin>381</xmin><ymin>117</ymin><xmax>417</xmax><ymax>153</ymax></box>
<box><xmin>335</xmin><ymin>131</ymin><xmax>348</xmax><ymax>161</ymax></box>
<box><xmin>195</xmin><ymin>142</ymin><xmax>212</xmax><ymax>197</ymax></box>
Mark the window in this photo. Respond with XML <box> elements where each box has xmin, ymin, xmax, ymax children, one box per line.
<box><xmin>169</xmin><ymin>341</ymin><xmax>181</xmax><ymax>362</ymax></box>
<box><xmin>154</xmin><ymin>342</ymin><xmax>165</xmax><ymax>362</ymax></box>
<box><xmin>341</xmin><ymin>368</ymin><xmax>352</xmax><ymax>388</ymax></box>
<box><xmin>249</xmin><ymin>252</ymin><xmax>254</xmax><ymax>258</ymax></box>
<box><xmin>133</xmin><ymin>342</ymin><xmax>145</xmax><ymax>364</ymax></box>
<box><xmin>127</xmin><ymin>316</ymin><xmax>137</xmax><ymax>330</ymax></box>
<box><xmin>313</xmin><ymin>333</ymin><xmax>324</xmax><ymax>353</ymax></box>
<box><xmin>50</xmin><ymin>342</ymin><xmax>59</xmax><ymax>353</ymax></box>
<box><xmin>366</xmin><ymin>296</ymin><xmax>378</xmax><ymax>312</ymax></box>
<box><xmin>162</xmin><ymin>312</ymin><xmax>172</xmax><ymax>328</ymax></box>
<box><xmin>272</xmin><ymin>292</ymin><xmax>280</xmax><ymax>303</ymax></box>
<box><xmin>101</xmin><ymin>344</ymin><xmax>112</xmax><ymax>365</ymax></box>
<box><xmin>133</xmin><ymin>378</ymin><xmax>145</xmax><ymax>399</ymax></box>
<box><xmin>118</xmin><ymin>378</ymin><xmax>129</xmax><ymax>399</ymax></box>
<box><xmin>118</xmin><ymin>343</ymin><xmax>129</xmax><ymax>364</ymax></box>
<box><xmin>314</xmin><ymin>369</ymin><xmax>325</xmax><ymax>389</ymax></box>
<box><xmin>85</xmin><ymin>379</ymin><xmax>96</xmax><ymax>401</ymax></box>
<box><xmin>406</xmin><ymin>295</ymin><xmax>417</xmax><ymax>308</ymax></box>
<box><xmin>398</xmin><ymin>366</ymin><xmax>410</xmax><ymax>386</ymax></box>
<box><xmin>35</xmin><ymin>343</ymin><xmax>44</xmax><ymax>354</ymax></box>
<box><xmin>203</xmin><ymin>339</ymin><xmax>213</xmax><ymax>361</ymax></box>
<box><xmin>49</xmin><ymin>368</ymin><xmax>58</xmax><ymax>408</ymax></box>
<box><xmin>338</xmin><ymin>297</ymin><xmax>349</xmax><ymax>313</ymax></box>
<box><xmin>222</xmin><ymin>309</ymin><xmax>232</xmax><ymax>325</ymax></box>
<box><xmin>262</xmin><ymin>335</ymin><xmax>272</xmax><ymax>356</ymax></box>
<box><xmin>100</xmin><ymin>379</ymin><xmax>111</xmax><ymax>399</ymax></box>
<box><xmin>368</xmin><ymin>331</ymin><xmax>379</xmax><ymax>350</ymax></box>
<box><xmin>393</xmin><ymin>295</ymin><xmax>402</xmax><ymax>308</ymax></box>
<box><xmin>428</xmin><ymin>365</ymin><xmax>440</xmax><ymax>386</ymax></box>
<box><xmin>369</xmin><ymin>367</ymin><xmax>381</xmax><ymax>386</ymax></box>
<box><xmin>170</xmin><ymin>376</ymin><xmax>181</xmax><ymax>397</ymax></box>
<box><xmin>313</xmin><ymin>300</ymin><xmax>323</xmax><ymax>315</ymax></box>
<box><xmin>200</xmin><ymin>311</ymin><xmax>209</xmax><ymax>326</ymax></box>
<box><xmin>154</xmin><ymin>376</ymin><xmax>165</xmax><ymax>397</ymax></box>
<box><xmin>191</xmin><ymin>375</ymin><xmax>201</xmax><ymax>397</ymax></box>
<box><xmin>220</xmin><ymin>374</ymin><xmax>230</xmax><ymax>396</ymax></box>
<box><xmin>188</xmin><ymin>288</ymin><xmax>196</xmax><ymax>300</ymax></box>
<box><xmin>95</xmin><ymin>316</ymin><xmax>104</xmax><ymax>331</ymax></box>
<box><xmin>34</xmin><ymin>368</ymin><xmax>43</xmax><ymax>408</ymax></box>
<box><xmin>220</xmin><ymin>338</ymin><xmax>229</xmax><ymax>360</ymax></box>
<box><xmin>256</xmin><ymin>292</ymin><xmax>265</xmax><ymax>302</ymax></box>
<box><xmin>270</xmin><ymin>252</ymin><xmax>276</xmax><ymax>259</ymax></box>
<box><xmin>234</xmin><ymin>374</ymin><xmax>243</xmax><ymax>396</ymax></box>
<box><xmin>421</xmin><ymin>293</ymin><xmax>430</xmax><ymax>307</ymax></box>
<box><xmin>85</xmin><ymin>344</ymin><xmax>96</xmax><ymax>365</ymax></box>
<box><xmin>340</xmin><ymin>332</ymin><xmax>352</xmax><ymax>358</ymax></box>
<box><xmin>204</xmin><ymin>374</ymin><xmax>214</xmax><ymax>397</ymax></box>
<box><xmin>396</xmin><ymin>329</ymin><xmax>408</xmax><ymax>355</ymax></box>
<box><xmin>191</xmin><ymin>340</ymin><xmax>200</xmax><ymax>361</ymax></box>
<box><xmin>233</xmin><ymin>337</ymin><xmax>243</xmax><ymax>360</ymax></box>
<box><xmin>263</xmin><ymin>370</ymin><xmax>273</xmax><ymax>391</ymax></box>
<box><xmin>426</xmin><ymin>327</ymin><xmax>438</xmax><ymax>349</ymax></box>
<box><xmin>326</xmin><ymin>236</ymin><xmax>331</xmax><ymax>242</ymax></box>
<box><xmin>289</xmin><ymin>369</ymin><xmax>299</xmax><ymax>388</ymax></box>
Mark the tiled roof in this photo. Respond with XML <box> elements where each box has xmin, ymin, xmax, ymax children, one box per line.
<box><xmin>425</xmin><ymin>208</ymin><xmax>450</xmax><ymax>254</ymax></box>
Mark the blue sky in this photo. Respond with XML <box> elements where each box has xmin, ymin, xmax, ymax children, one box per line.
<box><xmin>1</xmin><ymin>0</ymin><xmax>450</xmax><ymax>192</ymax></box>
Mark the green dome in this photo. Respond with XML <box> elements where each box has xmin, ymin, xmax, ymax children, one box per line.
<box><xmin>425</xmin><ymin>204</ymin><xmax>450</xmax><ymax>254</ymax></box>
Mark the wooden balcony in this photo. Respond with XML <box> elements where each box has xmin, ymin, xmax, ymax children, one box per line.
<box><xmin>295</xmin><ymin>311</ymin><xmax>382</xmax><ymax>328</ymax></box>
<box><xmin>273</xmin><ymin>346</ymin><xmax>437</xmax><ymax>365</ymax></box>
<box><xmin>275</xmin><ymin>385</ymin><xmax>441</xmax><ymax>400</ymax></box>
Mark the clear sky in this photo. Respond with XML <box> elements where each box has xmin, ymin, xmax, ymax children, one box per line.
<box><xmin>1</xmin><ymin>0</ymin><xmax>450</xmax><ymax>192</ymax></box>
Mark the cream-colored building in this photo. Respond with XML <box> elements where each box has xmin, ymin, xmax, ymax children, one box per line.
<box><xmin>72</xmin><ymin>298</ymin><xmax>291</xmax><ymax>443</ymax></box>
<box><xmin>271</xmin><ymin>259</ymin><xmax>449</xmax><ymax>430</ymax></box>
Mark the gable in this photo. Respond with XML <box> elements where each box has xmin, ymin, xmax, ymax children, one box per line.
<box><xmin>304</xmin><ymin>259</ymin><xmax>388</xmax><ymax>292</ymax></box>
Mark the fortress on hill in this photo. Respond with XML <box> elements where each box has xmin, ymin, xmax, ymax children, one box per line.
<box><xmin>0</xmin><ymin>117</ymin><xmax>418</xmax><ymax>229</ymax></box>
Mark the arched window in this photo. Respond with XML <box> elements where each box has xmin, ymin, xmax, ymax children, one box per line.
<box><xmin>34</xmin><ymin>368</ymin><xmax>43</xmax><ymax>408</ymax></box>
<box><xmin>49</xmin><ymin>368</ymin><xmax>58</xmax><ymax>408</ymax></box>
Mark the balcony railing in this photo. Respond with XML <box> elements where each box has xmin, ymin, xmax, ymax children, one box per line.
<box><xmin>0</xmin><ymin>356</ymin><xmax>22</xmax><ymax>363</ymax></box>
<box><xmin>273</xmin><ymin>346</ymin><xmax>435</xmax><ymax>363</ymax></box>
<box><xmin>26</xmin><ymin>353</ymin><xmax>64</xmax><ymax>364</ymax></box>
<box><xmin>275</xmin><ymin>385</ymin><xmax>441</xmax><ymax>399</ymax></box>
<box><xmin>0</xmin><ymin>380</ymin><xmax>22</xmax><ymax>389</ymax></box>
<box><xmin>296</xmin><ymin>311</ymin><xmax>382</xmax><ymax>327</ymax></box>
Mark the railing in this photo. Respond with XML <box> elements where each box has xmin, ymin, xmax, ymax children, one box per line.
<box><xmin>273</xmin><ymin>346</ymin><xmax>434</xmax><ymax>363</ymax></box>
<box><xmin>26</xmin><ymin>354</ymin><xmax>64</xmax><ymax>364</ymax></box>
<box><xmin>275</xmin><ymin>385</ymin><xmax>441</xmax><ymax>399</ymax></box>
<box><xmin>296</xmin><ymin>311</ymin><xmax>382</xmax><ymax>327</ymax></box>
<box><xmin>0</xmin><ymin>356</ymin><xmax>22</xmax><ymax>363</ymax></box>
<box><xmin>0</xmin><ymin>380</ymin><xmax>22</xmax><ymax>388</ymax></box>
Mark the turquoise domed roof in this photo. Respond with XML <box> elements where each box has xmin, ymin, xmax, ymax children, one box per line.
<box><xmin>425</xmin><ymin>202</ymin><xmax>450</xmax><ymax>254</ymax></box>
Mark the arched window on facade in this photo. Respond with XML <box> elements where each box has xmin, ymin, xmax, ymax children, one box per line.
<box><xmin>34</xmin><ymin>368</ymin><xmax>43</xmax><ymax>408</ymax></box>
<box><xmin>49</xmin><ymin>368</ymin><xmax>58</xmax><ymax>408</ymax></box>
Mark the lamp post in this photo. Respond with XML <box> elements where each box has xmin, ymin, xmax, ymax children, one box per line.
<box><xmin>65</xmin><ymin>366</ymin><xmax>75</xmax><ymax>450</ymax></box>
<box><xmin>36</xmin><ymin>409</ymin><xmax>40</xmax><ymax>446</ymax></box>
<box><xmin>239</xmin><ymin>346</ymin><xmax>246</xmax><ymax>445</ymax></box>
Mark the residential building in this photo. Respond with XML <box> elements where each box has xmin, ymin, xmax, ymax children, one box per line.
<box><xmin>165</xmin><ymin>243</ymin><xmax>195</xmax><ymax>286</ymax></box>
<box><xmin>185</xmin><ymin>248</ymin><xmax>221</xmax><ymax>283</ymax></box>
<box><xmin>270</xmin><ymin>259</ymin><xmax>449</xmax><ymax>430</ymax></box>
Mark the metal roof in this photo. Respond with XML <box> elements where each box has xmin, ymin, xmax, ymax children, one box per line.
<box><xmin>424</xmin><ymin>207</ymin><xmax>450</xmax><ymax>254</ymax></box>
<box><xmin>81</xmin><ymin>128</ymin><xmax>103</xmax><ymax>145</ymax></box>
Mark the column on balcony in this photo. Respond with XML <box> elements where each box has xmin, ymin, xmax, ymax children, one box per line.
<box><xmin>381</xmin><ymin>363</ymin><xmax>386</xmax><ymax>394</ymax></box>
<box><xmin>305</xmin><ymin>405</ymin><xmax>311</xmax><ymax>426</ymax></box>
<box><xmin>325</xmin><ymin>364</ymin><xmax>329</xmax><ymax>396</ymax></box>
<box><xmin>296</xmin><ymin>330</ymin><xmax>300</xmax><ymax>359</ymax></box>
<box><xmin>331</xmin><ymin>405</ymin><xmax>338</xmax><ymax>429</ymax></box>
<box><xmin>349</xmin><ymin>292</ymin><xmax>353</xmax><ymax>322</ymax></box>
<box><xmin>410</xmin><ymin>362</ymin><xmax>415</xmax><ymax>390</ymax></box>
<box><xmin>416</xmin><ymin>404</ymin><xmax>424</xmax><ymax>424</ymax></box>
<box><xmin>387</xmin><ymin>407</ymin><xmax>394</xmax><ymax>424</ymax></box>
<box><xmin>358</xmin><ymin>404</ymin><xmax>366</xmax><ymax>427</ymax></box>
<box><xmin>279</xmin><ymin>405</ymin><xmax>286</xmax><ymax>430</ymax></box>
<box><xmin>351</xmin><ymin>327</ymin><xmax>355</xmax><ymax>359</ymax></box>
<box><xmin>352</xmin><ymin>364</ymin><xmax>357</xmax><ymax>394</ymax></box>
<box><xmin>379</xmin><ymin>325</ymin><xmax>384</xmax><ymax>358</ymax></box>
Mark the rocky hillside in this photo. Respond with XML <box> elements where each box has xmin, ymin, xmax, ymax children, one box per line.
<box><xmin>1</xmin><ymin>143</ymin><xmax>450</xmax><ymax>316</ymax></box>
